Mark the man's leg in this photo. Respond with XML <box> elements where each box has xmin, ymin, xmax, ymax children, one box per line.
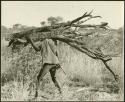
<box><xmin>35</xmin><ymin>63</ymin><xmax>56</xmax><ymax>98</ymax></box>
<box><xmin>49</xmin><ymin>66</ymin><xmax>62</xmax><ymax>94</ymax></box>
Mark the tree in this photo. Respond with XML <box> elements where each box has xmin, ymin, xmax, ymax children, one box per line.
<box><xmin>40</xmin><ymin>21</ymin><xmax>46</xmax><ymax>27</ymax></box>
<box><xmin>12</xmin><ymin>24</ymin><xmax>32</xmax><ymax>33</ymax></box>
<box><xmin>47</xmin><ymin>16</ymin><xmax>63</xmax><ymax>26</ymax></box>
<box><xmin>56</xmin><ymin>16</ymin><xmax>63</xmax><ymax>23</ymax></box>
<box><xmin>13</xmin><ymin>24</ymin><xmax>22</xmax><ymax>29</ymax></box>
<box><xmin>1</xmin><ymin>25</ymin><xmax>10</xmax><ymax>39</ymax></box>
<box><xmin>1</xmin><ymin>26</ymin><xmax>8</xmax><ymax>34</ymax></box>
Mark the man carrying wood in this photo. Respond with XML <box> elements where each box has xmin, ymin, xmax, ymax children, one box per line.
<box><xmin>25</xmin><ymin>36</ymin><xmax>62</xmax><ymax>98</ymax></box>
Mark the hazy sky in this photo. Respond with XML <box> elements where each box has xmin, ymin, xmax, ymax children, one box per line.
<box><xmin>1</xmin><ymin>1</ymin><xmax>124</xmax><ymax>29</ymax></box>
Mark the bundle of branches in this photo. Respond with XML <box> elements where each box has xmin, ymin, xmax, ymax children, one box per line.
<box><xmin>7</xmin><ymin>11</ymin><xmax>118</xmax><ymax>81</ymax></box>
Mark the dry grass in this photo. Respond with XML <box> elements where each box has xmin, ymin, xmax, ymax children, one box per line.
<box><xmin>1</xmin><ymin>41</ymin><xmax>124</xmax><ymax>101</ymax></box>
<box><xmin>58</xmin><ymin>43</ymin><xmax>104</xmax><ymax>85</ymax></box>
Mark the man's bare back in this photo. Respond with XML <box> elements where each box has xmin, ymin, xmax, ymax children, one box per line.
<box><xmin>40</xmin><ymin>39</ymin><xmax>59</xmax><ymax>65</ymax></box>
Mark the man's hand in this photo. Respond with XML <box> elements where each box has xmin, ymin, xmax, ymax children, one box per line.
<box><xmin>25</xmin><ymin>35</ymin><xmax>40</xmax><ymax>51</ymax></box>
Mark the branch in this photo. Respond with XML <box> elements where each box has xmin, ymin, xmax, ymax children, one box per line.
<box><xmin>8</xmin><ymin>11</ymin><xmax>103</xmax><ymax>42</ymax></box>
<box><xmin>101</xmin><ymin>60</ymin><xmax>118</xmax><ymax>81</ymax></box>
<box><xmin>51</xmin><ymin>35</ymin><xmax>118</xmax><ymax>81</ymax></box>
<box><xmin>71</xmin><ymin>23</ymin><xmax>108</xmax><ymax>28</ymax></box>
<box><xmin>69</xmin><ymin>11</ymin><xmax>92</xmax><ymax>25</ymax></box>
<box><xmin>50</xmin><ymin>35</ymin><xmax>111</xmax><ymax>61</ymax></box>
<box><xmin>79</xmin><ymin>16</ymin><xmax>102</xmax><ymax>24</ymax></box>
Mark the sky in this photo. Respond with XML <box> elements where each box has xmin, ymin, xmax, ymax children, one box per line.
<box><xmin>1</xmin><ymin>1</ymin><xmax>124</xmax><ymax>29</ymax></box>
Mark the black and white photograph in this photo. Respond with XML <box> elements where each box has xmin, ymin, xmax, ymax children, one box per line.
<box><xmin>1</xmin><ymin>1</ymin><xmax>124</xmax><ymax>101</ymax></box>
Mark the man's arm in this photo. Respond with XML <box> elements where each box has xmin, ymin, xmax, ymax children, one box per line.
<box><xmin>26</xmin><ymin>37</ymin><xmax>41</xmax><ymax>51</ymax></box>
<box><xmin>52</xmin><ymin>39</ymin><xmax>58</xmax><ymax>57</ymax></box>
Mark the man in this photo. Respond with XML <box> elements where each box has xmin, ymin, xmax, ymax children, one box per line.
<box><xmin>25</xmin><ymin>36</ymin><xmax>62</xmax><ymax>98</ymax></box>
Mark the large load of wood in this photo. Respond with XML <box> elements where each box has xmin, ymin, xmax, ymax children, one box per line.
<box><xmin>7</xmin><ymin>11</ymin><xmax>118</xmax><ymax>81</ymax></box>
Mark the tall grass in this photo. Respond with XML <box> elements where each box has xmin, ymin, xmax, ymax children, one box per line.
<box><xmin>58</xmin><ymin>43</ymin><xmax>104</xmax><ymax>85</ymax></box>
<box><xmin>1</xmin><ymin>40</ymin><xmax>124</xmax><ymax>101</ymax></box>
